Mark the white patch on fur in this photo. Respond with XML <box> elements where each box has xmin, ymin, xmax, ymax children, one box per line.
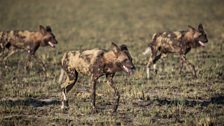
<box><xmin>153</xmin><ymin>64</ymin><xmax>157</xmax><ymax>70</ymax></box>
<box><xmin>58</xmin><ymin>68</ymin><xmax>65</xmax><ymax>83</ymax></box>
<box><xmin>143</xmin><ymin>47</ymin><xmax>151</xmax><ymax>55</ymax></box>
<box><xmin>62</xmin><ymin>91</ymin><xmax>67</xmax><ymax>101</ymax></box>
<box><xmin>61</xmin><ymin>91</ymin><xmax>67</xmax><ymax>109</ymax></box>
<box><xmin>61</xmin><ymin>101</ymin><xmax>65</xmax><ymax>109</ymax></box>
<box><xmin>146</xmin><ymin>67</ymin><xmax>150</xmax><ymax>79</ymax></box>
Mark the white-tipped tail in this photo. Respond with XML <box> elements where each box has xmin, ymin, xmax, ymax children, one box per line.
<box><xmin>142</xmin><ymin>47</ymin><xmax>151</xmax><ymax>55</ymax></box>
<box><xmin>58</xmin><ymin>68</ymin><xmax>65</xmax><ymax>83</ymax></box>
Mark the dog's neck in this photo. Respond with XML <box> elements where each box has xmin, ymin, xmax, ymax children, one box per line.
<box><xmin>103</xmin><ymin>50</ymin><xmax>117</xmax><ymax>63</ymax></box>
<box><xmin>182</xmin><ymin>30</ymin><xmax>199</xmax><ymax>48</ymax></box>
<box><xmin>183</xmin><ymin>30</ymin><xmax>194</xmax><ymax>42</ymax></box>
<box><xmin>20</xmin><ymin>31</ymin><xmax>44</xmax><ymax>43</ymax></box>
<box><xmin>33</xmin><ymin>32</ymin><xmax>45</xmax><ymax>42</ymax></box>
<box><xmin>102</xmin><ymin>50</ymin><xmax>121</xmax><ymax>73</ymax></box>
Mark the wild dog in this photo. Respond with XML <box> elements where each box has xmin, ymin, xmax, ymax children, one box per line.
<box><xmin>143</xmin><ymin>24</ymin><xmax>208</xmax><ymax>78</ymax></box>
<box><xmin>59</xmin><ymin>42</ymin><xmax>135</xmax><ymax>112</ymax></box>
<box><xmin>0</xmin><ymin>25</ymin><xmax>58</xmax><ymax>71</ymax></box>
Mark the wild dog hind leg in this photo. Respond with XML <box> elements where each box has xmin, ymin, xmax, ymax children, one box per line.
<box><xmin>146</xmin><ymin>57</ymin><xmax>153</xmax><ymax>79</ymax></box>
<box><xmin>90</xmin><ymin>75</ymin><xmax>99</xmax><ymax>112</ymax></box>
<box><xmin>32</xmin><ymin>55</ymin><xmax>47</xmax><ymax>71</ymax></box>
<box><xmin>146</xmin><ymin>53</ymin><xmax>162</xmax><ymax>78</ymax></box>
<box><xmin>179</xmin><ymin>55</ymin><xmax>185</xmax><ymax>74</ymax></box>
<box><xmin>152</xmin><ymin>53</ymin><xmax>163</xmax><ymax>75</ymax></box>
<box><xmin>61</xmin><ymin>68</ymin><xmax>78</xmax><ymax>110</ymax></box>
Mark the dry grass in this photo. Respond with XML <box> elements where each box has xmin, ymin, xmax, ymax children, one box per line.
<box><xmin>0</xmin><ymin>0</ymin><xmax>224</xmax><ymax>125</ymax></box>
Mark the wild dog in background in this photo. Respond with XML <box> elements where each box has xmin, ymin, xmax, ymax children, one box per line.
<box><xmin>0</xmin><ymin>25</ymin><xmax>58</xmax><ymax>71</ymax></box>
<box><xmin>143</xmin><ymin>24</ymin><xmax>208</xmax><ymax>78</ymax></box>
<box><xmin>59</xmin><ymin>42</ymin><xmax>135</xmax><ymax>112</ymax></box>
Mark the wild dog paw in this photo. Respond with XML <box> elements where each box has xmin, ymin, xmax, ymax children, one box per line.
<box><xmin>112</xmin><ymin>105</ymin><xmax>119</xmax><ymax>113</ymax></box>
<box><xmin>61</xmin><ymin>100</ymin><xmax>69</xmax><ymax>110</ymax></box>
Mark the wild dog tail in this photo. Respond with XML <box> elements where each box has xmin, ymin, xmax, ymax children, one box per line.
<box><xmin>143</xmin><ymin>42</ymin><xmax>153</xmax><ymax>55</ymax></box>
<box><xmin>58</xmin><ymin>68</ymin><xmax>65</xmax><ymax>83</ymax></box>
<box><xmin>58</xmin><ymin>52</ymin><xmax>69</xmax><ymax>83</ymax></box>
<box><xmin>142</xmin><ymin>45</ymin><xmax>151</xmax><ymax>55</ymax></box>
<box><xmin>143</xmin><ymin>33</ymin><xmax>157</xmax><ymax>55</ymax></box>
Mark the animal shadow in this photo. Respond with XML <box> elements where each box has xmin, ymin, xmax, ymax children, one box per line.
<box><xmin>0</xmin><ymin>97</ymin><xmax>61</xmax><ymax>107</ymax></box>
<box><xmin>135</xmin><ymin>95</ymin><xmax>224</xmax><ymax>107</ymax></box>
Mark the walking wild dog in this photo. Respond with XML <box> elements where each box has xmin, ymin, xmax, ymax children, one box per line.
<box><xmin>143</xmin><ymin>24</ymin><xmax>208</xmax><ymax>78</ymax></box>
<box><xmin>59</xmin><ymin>42</ymin><xmax>135</xmax><ymax>112</ymax></box>
<box><xmin>0</xmin><ymin>25</ymin><xmax>58</xmax><ymax>71</ymax></box>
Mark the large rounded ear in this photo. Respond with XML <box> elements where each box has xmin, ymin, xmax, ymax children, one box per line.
<box><xmin>111</xmin><ymin>42</ymin><xmax>120</xmax><ymax>55</ymax></box>
<box><xmin>39</xmin><ymin>25</ymin><xmax>46</xmax><ymax>34</ymax></box>
<box><xmin>46</xmin><ymin>26</ymin><xmax>52</xmax><ymax>32</ymax></box>
<box><xmin>188</xmin><ymin>25</ymin><xmax>196</xmax><ymax>32</ymax></box>
<box><xmin>120</xmin><ymin>44</ymin><xmax>128</xmax><ymax>51</ymax></box>
<box><xmin>198</xmin><ymin>23</ymin><xmax>204</xmax><ymax>32</ymax></box>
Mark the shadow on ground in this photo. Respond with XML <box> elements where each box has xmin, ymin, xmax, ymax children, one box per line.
<box><xmin>0</xmin><ymin>97</ymin><xmax>61</xmax><ymax>107</ymax></box>
<box><xmin>134</xmin><ymin>95</ymin><xmax>224</xmax><ymax>107</ymax></box>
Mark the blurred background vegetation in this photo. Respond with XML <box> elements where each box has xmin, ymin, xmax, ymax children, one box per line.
<box><xmin>0</xmin><ymin>0</ymin><xmax>223</xmax><ymax>125</ymax></box>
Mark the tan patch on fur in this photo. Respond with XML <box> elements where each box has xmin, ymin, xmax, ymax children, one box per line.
<box><xmin>184</xmin><ymin>31</ymin><xmax>194</xmax><ymax>42</ymax></box>
<box><xmin>65</xmin><ymin>49</ymin><xmax>104</xmax><ymax>75</ymax></box>
<box><xmin>173</xmin><ymin>32</ymin><xmax>182</xmax><ymax>39</ymax></box>
<box><xmin>3</xmin><ymin>31</ymin><xmax>45</xmax><ymax>49</ymax></box>
<box><xmin>103</xmin><ymin>51</ymin><xmax>117</xmax><ymax>63</ymax></box>
<box><xmin>18</xmin><ymin>31</ymin><xmax>43</xmax><ymax>44</ymax></box>
<box><xmin>193</xmin><ymin>32</ymin><xmax>201</xmax><ymax>39</ymax></box>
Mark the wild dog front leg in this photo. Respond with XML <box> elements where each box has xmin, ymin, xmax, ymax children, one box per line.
<box><xmin>179</xmin><ymin>55</ymin><xmax>197</xmax><ymax>78</ymax></box>
<box><xmin>27</xmin><ymin>44</ymin><xmax>46</xmax><ymax>71</ymax></box>
<box><xmin>179</xmin><ymin>48</ymin><xmax>190</xmax><ymax>73</ymax></box>
<box><xmin>146</xmin><ymin>57</ymin><xmax>153</xmax><ymax>79</ymax></box>
<box><xmin>25</xmin><ymin>54</ymin><xmax>46</xmax><ymax>71</ymax></box>
<box><xmin>29</xmin><ymin>54</ymin><xmax>46</xmax><ymax>71</ymax></box>
<box><xmin>106</xmin><ymin>73</ymin><xmax>120</xmax><ymax>112</ymax></box>
<box><xmin>187</xmin><ymin>60</ymin><xmax>197</xmax><ymax>78</ymax></box>
<box><xmin>179</xmin><ymin>55</ymin><xmax>185</xmax><ymax>74</ymax></box>
<box><xmin>90</xmin><ymin>75</ymin><xmax>98</xmax><ymax>112</ymax></box>
<box><xmin>61</xmin><ymin>88</ymin><xmax>68</xmax><ymax>110</ymax></box>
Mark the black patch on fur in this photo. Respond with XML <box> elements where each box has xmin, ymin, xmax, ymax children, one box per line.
<box><xmin>5</xmin><ymin>43</ymin><xmax>11</xmax><ymax>49</ymax></box>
